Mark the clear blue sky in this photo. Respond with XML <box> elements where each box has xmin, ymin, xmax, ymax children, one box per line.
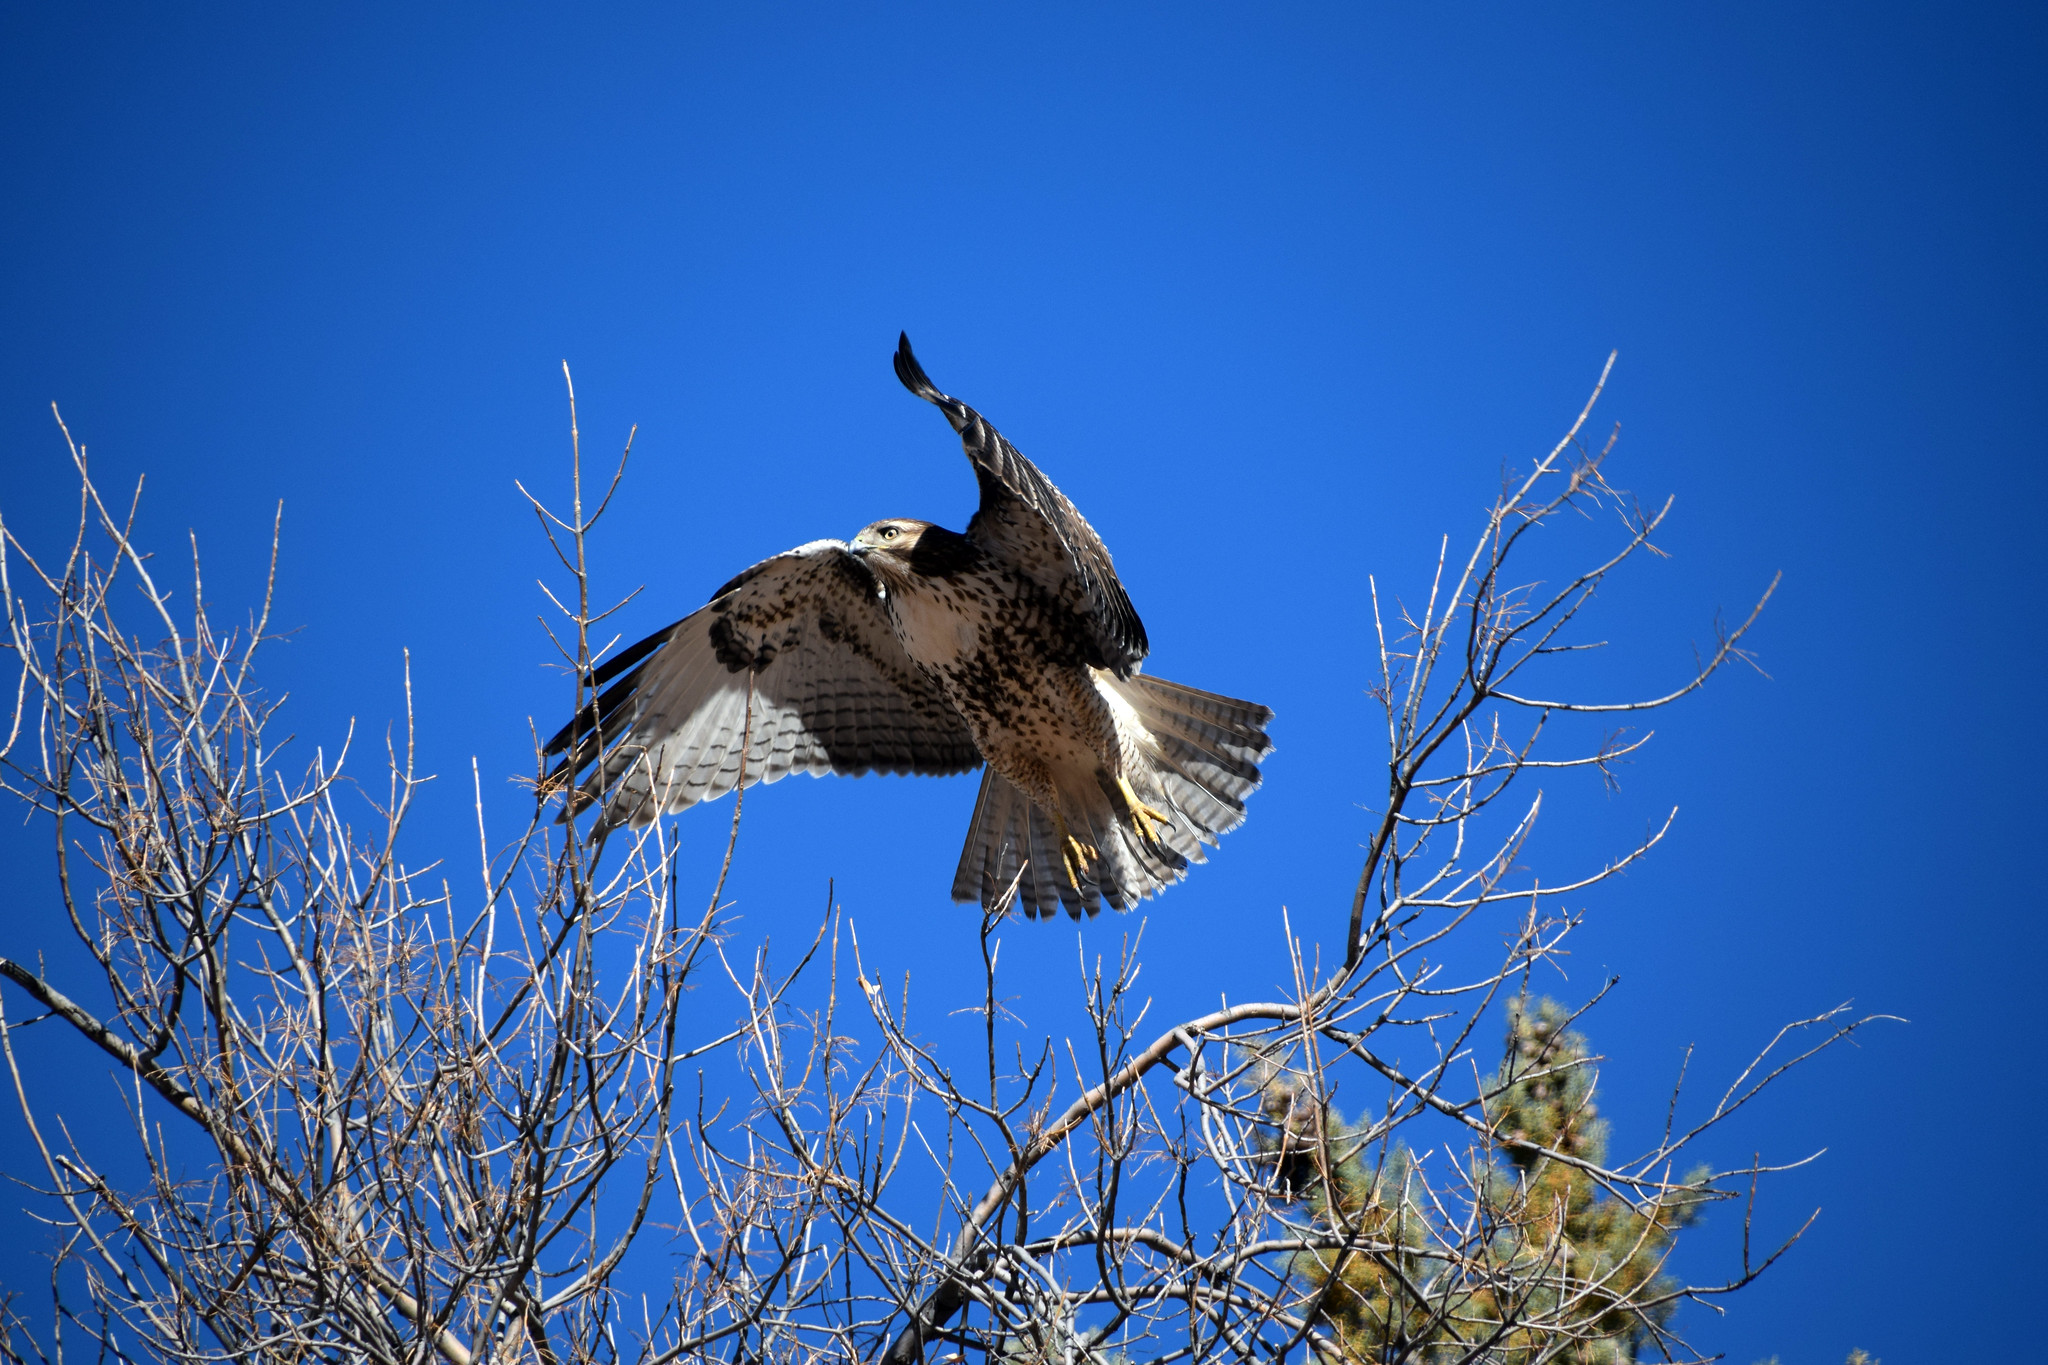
<box><xmin>2</xmin><ymin>5</ymin><xmax>2041</xmax><ymax>1359</ymax></box>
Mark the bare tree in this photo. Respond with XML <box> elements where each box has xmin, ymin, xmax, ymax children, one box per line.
<box><xmin>0</xmin><ymin>359</ymin><xmax>1886</xmax><ymax>1365</ymax></box>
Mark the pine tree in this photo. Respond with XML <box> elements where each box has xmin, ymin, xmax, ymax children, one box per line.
<box><xmin>1261</xmin><ymin>998</ymin><xmax>1713</xmax><ymax>1362</ymax></box>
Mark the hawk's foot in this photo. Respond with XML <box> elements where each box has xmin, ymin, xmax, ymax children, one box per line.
<box><xmin>1116</xmin><ymin>775</ymin><xmax>1172</xmax><ymax>847</ymax></box>
<box><xmin>1054</xmin><ymin>813</ymin><xmax>1099</xmax><ymax>890</ymax></box>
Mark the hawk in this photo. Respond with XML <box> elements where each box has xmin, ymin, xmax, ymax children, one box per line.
<box><xmin>544</xmin><ymin>336</ymin><xmax>1272</xmax><ymax>919</ymax></box>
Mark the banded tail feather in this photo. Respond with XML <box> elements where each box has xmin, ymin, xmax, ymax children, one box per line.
<box><xmin>952</xmin><ymin>673</ymin><xmax>1273</xmax><ymax>919</ymax></box>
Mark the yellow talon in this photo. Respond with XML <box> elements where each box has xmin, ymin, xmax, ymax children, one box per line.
<box><xmin>1117</xmin><ymin>776</ymin><xmax>1171</xmax><ymax>846</ymax></box>
<box><xmin>1063</xmin><ymin>838</ymin><xmax>1089</xmax><ymax>889</ymax></box>
<box><xmin>1055</xmin><ymin>815</ymin><xmax>1098</xmax><ymax>890</ymax></box>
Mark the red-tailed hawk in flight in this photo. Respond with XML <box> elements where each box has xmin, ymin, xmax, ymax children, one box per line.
<box><xmin>545</xmin><ymin>336</ymin><xmax>1272</xmax><ymax>918</ymax></box>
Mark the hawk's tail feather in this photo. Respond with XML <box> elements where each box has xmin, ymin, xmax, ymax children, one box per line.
<box><xmin>950</xmin><ymin>771</ymin><xmax>1181</xmax><ymax>921</ymax></box>
<box><xmin>1116</xmin><ymin>674</ymin><xmax>1273</xmax><ymax>836</ymax></box>
<box><xmin>951</xmin><ymin>675</ymin><xmax>1272</xmax><ymax>921</ymax></box>
<box><xmin>953</xmin><ymin>772</ymin><xmax>1085</xmax><ymax>920</ymax></box>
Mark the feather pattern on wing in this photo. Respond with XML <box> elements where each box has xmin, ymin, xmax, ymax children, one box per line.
<box><xmin>544</xmin><ymin>541</ymin><xmax>981</xmax><ymax>831</ymax></box>
<box><xmin>892</xmin><ymin>333</ymin><xmax>1149</xmax><ymax>676</ymax></box>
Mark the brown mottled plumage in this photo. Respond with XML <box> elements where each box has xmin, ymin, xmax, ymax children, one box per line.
<box><xmin>544</xmin><ymin>335</ymin><xmax>1272</xmax><ymax>918</ymax></box>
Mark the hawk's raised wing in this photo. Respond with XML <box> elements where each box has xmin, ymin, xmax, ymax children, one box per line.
<box><xmin>544</xmin><ymin>541</ymin><xmax>981</xmax><ymax>831</ymax></box>
<box><xmin>893</xmin><ymin>334</ymin><xmax>1149</xmax><ymax>676</ymax></box>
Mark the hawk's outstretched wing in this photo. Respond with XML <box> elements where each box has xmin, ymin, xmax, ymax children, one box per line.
<box><xmin>893</xmin><ymin>334</ymin><xmax>1149</xmax><ymax>676</ymax></box>
<box><xmin>544</xmin><ymin>541</ymin><xmax>981</xmax><ymax>831</ymax></box>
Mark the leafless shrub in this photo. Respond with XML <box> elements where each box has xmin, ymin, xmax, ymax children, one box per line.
<box><xmin>0</xmin><ymin>360</ymin><xmax>1886</xmax><ymax>1365</ymax></box>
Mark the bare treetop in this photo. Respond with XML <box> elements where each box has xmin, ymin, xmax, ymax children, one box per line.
<box><xmin>0</xmin><ymin>361</ymin><xmax>1888</xmax><ymax>1365</ymax></box>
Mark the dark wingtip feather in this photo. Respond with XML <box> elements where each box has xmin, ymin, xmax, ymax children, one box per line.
<box><xmin>894</xmin><ymin>333</ymin><xmax>943</xmax><ymax>403</ymax></box>
<box><xmin>539</xmin><ymin>625</ymin><xmax>678</xmax><ymax>757</ymax></box>
<box><xmin>541</xmin><ymin>704</ymin><xmax>587</xmax><ymax>758</ymax></box>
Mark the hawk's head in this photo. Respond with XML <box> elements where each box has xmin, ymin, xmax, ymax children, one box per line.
<box><xmin>851</xmin><ymin>520</ymin><xmax>979</xmax><ymax>580</ymax></box>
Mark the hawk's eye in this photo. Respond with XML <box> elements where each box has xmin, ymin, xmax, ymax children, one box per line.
<box><xmin>880</xmin><ymin>526</ymin><xmax>900</xmax><ymax>540</ymax></box>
